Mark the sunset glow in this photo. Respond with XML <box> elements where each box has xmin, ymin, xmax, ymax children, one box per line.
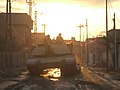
<box><xmin>0</xmin><ymin>0</ymin><xmax>120</xmax><ymax>40</ymax></box>
<box><xmin>35</xmin><ymin>2</ymin><xmax>105</xmax><ymax>40</ymax></box>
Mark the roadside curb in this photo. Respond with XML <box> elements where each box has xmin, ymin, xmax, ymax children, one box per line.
<box><xmin>88</xmin><ymin>67</ymin><xmax>120</xmax><ymax>87</ymax></box>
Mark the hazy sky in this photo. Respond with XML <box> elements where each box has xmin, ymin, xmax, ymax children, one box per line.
<box><xmin>0</xmin><ymin>0</ymin><xmax>120</xmax><ymax>40</ymax></box>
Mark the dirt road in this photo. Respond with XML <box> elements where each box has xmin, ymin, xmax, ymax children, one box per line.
<box><xmin>3</xmin><ymin>67</ymin><xmax>120</xmax><ymax>90</ymax></box>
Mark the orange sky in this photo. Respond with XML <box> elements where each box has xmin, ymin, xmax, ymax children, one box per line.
<box><xmin>0</xmin><ymin>0</ymin><xmax>120</xmax><ymax>40</ymax></box>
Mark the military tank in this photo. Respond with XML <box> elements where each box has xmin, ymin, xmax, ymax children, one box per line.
<box><xmin>26</xmin><ymin>38</ymin><xmax>80</xmax><ymax>76</ymax></box>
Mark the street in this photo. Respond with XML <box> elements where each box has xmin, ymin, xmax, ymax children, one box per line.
<box><xmin>0</xmin><ymin>42</ymin><xmax>120</xmax><ymax>90</ymax></box>
<box><xmin>1</xmin><ymin>0</ymin><xmax>120</xmax><ymax>90</ymax></box>
<box><xmin>0</xmin><ymin>66</ymin><xmax>119</xmax><ymax>90</ymax></box>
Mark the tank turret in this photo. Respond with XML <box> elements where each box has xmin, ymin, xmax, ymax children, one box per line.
<box><xmin>26</xmin><ymin>35</ymin><xmax>80</xmax><ymax>76</ymax></box>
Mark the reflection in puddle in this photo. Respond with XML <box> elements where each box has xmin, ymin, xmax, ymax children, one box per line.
<box><xmin>41</xmin><ymin>68</ymin><xmax>61</xmax><ymax>81</ymax></box>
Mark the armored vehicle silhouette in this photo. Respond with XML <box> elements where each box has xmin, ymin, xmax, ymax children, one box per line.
<box><xmin>26</xmin><ymin>36</ymin><xmax>80</xmax><ymax>76</ymax></box>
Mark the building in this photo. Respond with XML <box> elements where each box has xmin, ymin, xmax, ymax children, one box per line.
<box><xmin>31</xmin><ymin>32</ymin><xmax>45</xmax><ymax>46</ymax></box>
<box><xmin>0</xmin><ymin>13</ymin><xmax>33</xmax><ymax>51</ymax></box>
<box><xmin>108</xmin><ymin>29</ymin><xmax>120</xmax><ymax>69</ymax></box>
<box><xmin>86</xmin><ymin>29</ymin><xmax>120</xmax><ymax>70</ymax></box>
<box><xmin>0</xmin><ymin>13</ymin><xmax>33</xmax><ymax>72</ymax></box>
<box><xmin>85</xmin><ymin>37</ymin><xmax>107</xmax><ymax>67</ymax></box>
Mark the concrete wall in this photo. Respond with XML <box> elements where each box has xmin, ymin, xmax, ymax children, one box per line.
<box><xmin>88</xmin><ymin>51</ymin><xmax>113</xmax><ymax>68</ymax></box>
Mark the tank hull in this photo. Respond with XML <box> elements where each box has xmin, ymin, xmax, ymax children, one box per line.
<box><xmin>26</xmin><ymin>54</ymin><xmax>80</xmax><ymax>76</ymax></box>
<box><xmin>27</xmin><ymin>41</ymin><xmax>80</xmax><ymax>76</ymax></box>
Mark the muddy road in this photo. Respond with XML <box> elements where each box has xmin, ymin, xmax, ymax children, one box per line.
<box><xmin>4</xmin><ymin>76</ymin><xmax>101</xmax><ymax>90</ymax></box>
<box><xmin>2</xmin><ymin>45</ymin><xmax>120</xmax><ymax>90</ymax></box>
<box><xmin>3</xmin><ymin>67</ymin><xmax>120</xmax><ymax>90</ymax></box>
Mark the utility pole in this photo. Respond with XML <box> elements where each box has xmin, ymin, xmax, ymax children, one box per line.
<box><xmin>26</xmin><ymin>0</ymin><xmax>33</xmax><ymax>17</ymax></box>
<box><xmin>9</xmin><ymin>0</ymin><xmax>13</xmax><ymax>66</ymax></box>
<box><xmin>106</xmin><ymin>0</ymin><xmax>109</xmax><ymax>72</ymax></box>
<box><xmin>78</xmin><ymin>24</ymin><xmax>84</xmax><ymax>43</ymax></box>
<box><xmin>6</xmin><ymin>0</ymin><xmax>9</xmax><ymax>70</ymax></box>
<box><xmin>42</xmin><ymin>24</ymin><xmax>47</xmax><ymax>35</ymax></box>
<box><xmin>113</xmin><ymin>13</ymin><xmax>116</xmax><ymax>29</ymax></box>
<box><xmin>33</xmin><ymin>10</ymin><xmax>37</xmax><ymax>42</ymax></box>
<box><xmin>6</xmin><ymin>0</ymin><xmax>13</xmax><ymax>73</ymax></box>
<box><xmin>86</xmin><ymin>19</ymin><xmax>89</xmax><ymax>66</ymax></box>
<box><xmin>83</xmin><ymin>32</ymin><xmax>84</xmax><ymax>42</ymax></box>
<box><xmin>113</xmin><ymin>13</ymin><xmax>117</xmax><ymax>71</ymax></box>
<box><xmin>34</xmin><ymin>10</ymin><xmax>37</xmax><ymax>33</ymax></box>
<box><xmin>6</xmin><ymin>0</ymin><xmax>9</xmax><ymax>51</ymax></box>
<box><xmin>26</xmin><ymin>0</ymin><xmax>34</xmax><ymax>56</ymax></box>
<box><xmin>34</xmin><ymin>10</ymin><xmax>43</xmax><ymax>33</ymax></box>
<box><xmin>78</xmin><ymin>24</ymin><xmax>84</xmax><ymax>60</ymax></box>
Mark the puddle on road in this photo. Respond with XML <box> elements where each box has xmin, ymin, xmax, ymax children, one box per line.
<box><xmin>41</xmin><ymin>68</ymin><xmax>61</xmax><ymax>81</ymax></box>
